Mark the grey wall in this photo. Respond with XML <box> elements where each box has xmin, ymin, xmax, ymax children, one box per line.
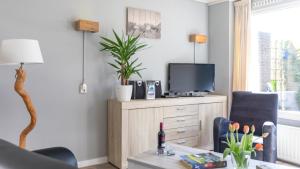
<box><xmin>208</xmin><ymin>1</ymin><xmax>234</xmax><ymax>109</ymax></box>
<box><xmin>0</xmin><ymin>0</ymin><xmax>208</xmax><ymax>161</ymax></box>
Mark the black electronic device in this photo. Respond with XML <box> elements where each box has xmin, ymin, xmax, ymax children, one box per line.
<box><xmin>155</xmin><ymin>80</ymin><xmax>162</xmax><ymax>98</ymax></box>
<box><xmin>162</xmin><ymin>92</ymin><xmax>179</xmax><ymax>98</ymax></box>
<box><xmin>168</xmin><ymin>63</ymin><xmax>215</xmax><ymax>93</ymax></box>
<box><xmin>129</xmin><ymin>80</ymin><xmax>145</xmax><ymax>99</ymax></box>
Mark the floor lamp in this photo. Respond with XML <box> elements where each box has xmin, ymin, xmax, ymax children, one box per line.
<box><xmin>0</xmin><ymin>39</ymin><xmax>44</xmax><ymax>149</ymax></box>
<box><xmin>189</xmin><ymin>34</ymin><xmax>208</xmax><ymax>64</ymax></box>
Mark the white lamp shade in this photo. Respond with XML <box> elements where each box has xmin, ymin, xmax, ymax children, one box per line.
<box><xmin>0</xmin><ymin>39</ymin><xmax>44</xmax><ymax>65</ymax></box>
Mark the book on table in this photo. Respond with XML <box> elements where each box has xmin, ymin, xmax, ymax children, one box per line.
<box><xmin>180</xmin><ymin>153</ymin><xmax>227</xmax><ymax>169</ymax></box>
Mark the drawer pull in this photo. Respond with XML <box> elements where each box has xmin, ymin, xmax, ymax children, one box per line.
<box><xmin>177</xmin><ymin>118</ymin><xmax>186</xmax><ymax>122</ymax></box>
<box><xmin>177</xmin><ymin>140</ymin><xmax>186</xmax><ymax>144</ymax></box>
<box><xmin>177</xmin><ymin>129</ymin><xmax>186</xmax><ymax>133</ymax></box>
<box><xmin>176</xmin><ymin>107</ymin><xmax>185</xmax><ymax>111</ymax></box>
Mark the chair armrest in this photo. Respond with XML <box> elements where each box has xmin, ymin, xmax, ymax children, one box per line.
<box><xmin>213</xmin><ymin>117</ymin><xmax>230</xmax><ymax>152</ymax></box>
<box><xmin>262</xmin><ymin>121</ymin><xmax>277</xmax><ymax>163</ymax></box>
<box><xmin>34</xmin><ymin>147</ymin><xmax>78</xmax><ymax>167</ymax></box>
<box><xmin>0</xmin><ymin>139</ymin><xmax>77</xmax><ymax>169</ymax></box>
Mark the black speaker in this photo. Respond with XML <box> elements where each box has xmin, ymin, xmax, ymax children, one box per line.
<box><xmin>155</xmin><ymin>80</ymin><xmax>162</xmax><ymax>98</ymax></box>
<box><xmin>129</xmin><ymin>80</ymin><xmax>145</xmax><ymax>99</ymax></box>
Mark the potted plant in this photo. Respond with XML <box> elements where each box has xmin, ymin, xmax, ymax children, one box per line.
<box><xmin>100</xmin><ymin>30</ymin><xmax>147</xmax><ymax>101</ymax></box>
<box><xmin>223</xmin><ymin>123</ymin><xmax>268</xmax><ymax>169</ymax></box>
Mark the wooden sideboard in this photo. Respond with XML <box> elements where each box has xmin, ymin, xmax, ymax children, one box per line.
<box><xmin>108</xmin><ymin>95</ymin><xmax>227</xmax><ymax>169</ymax></box>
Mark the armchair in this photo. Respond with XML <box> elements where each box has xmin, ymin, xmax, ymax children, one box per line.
<box><xmin>0</xmin><ymin>139</ymin><xmax>78</xmax><ymax>169</ymax></box>
<box><xmin>213</xmin><ymin>91</ymin><xmax>278</xmax><ymax>163</ymax></box>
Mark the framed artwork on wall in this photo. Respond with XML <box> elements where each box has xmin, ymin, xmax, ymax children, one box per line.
<box><xmin>127</xmin><ymin>7</ymin><xmax>161</xmax><ymax>39</ymax></box>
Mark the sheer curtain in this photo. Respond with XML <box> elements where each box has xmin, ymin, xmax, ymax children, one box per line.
<box><xmin>232</xmin><ymin>0</ymin><xmax>252</xmax><ymax>91</ymax></box>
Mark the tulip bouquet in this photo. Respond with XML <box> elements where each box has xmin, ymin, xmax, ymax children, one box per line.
<box><xmin>223</xmin><ymin>123</ymin><xmax>268</xmax><ymax>169</ymax></box>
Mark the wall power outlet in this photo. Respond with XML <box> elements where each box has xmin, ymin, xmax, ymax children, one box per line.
<box><xmin>80</xmin><ymin>83</ymin><xmax>87</xmax><ymax>94</ymax></box>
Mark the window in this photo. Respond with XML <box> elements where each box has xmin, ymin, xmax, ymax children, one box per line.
<box><xmin>250</xmin><ymin>5</ymin><xmax>300</xmax><ymax>124</ymax></box>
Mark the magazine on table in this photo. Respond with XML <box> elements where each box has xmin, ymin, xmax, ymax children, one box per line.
<box><xmin>180</xmin><ymin>152</ymin><xmax>227</xmax><ymax>169</ymax></box>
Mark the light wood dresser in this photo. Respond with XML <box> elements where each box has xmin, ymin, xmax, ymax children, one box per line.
<box><xmin>108</xmin><ymin>95</ymin><xmax>227</xmax><ymax>169</ymax></box>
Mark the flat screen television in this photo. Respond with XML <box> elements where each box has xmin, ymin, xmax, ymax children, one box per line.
<box><xmin>168</xmin><ymin>63</ymin><xmax>215</xmax><ymax>93</ymax></box>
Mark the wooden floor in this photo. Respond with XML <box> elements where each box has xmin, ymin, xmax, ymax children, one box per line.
<box><xmin>81</xmin><ymin>163</ymin><xmax>117</xmax><ymax>169</ymax></box>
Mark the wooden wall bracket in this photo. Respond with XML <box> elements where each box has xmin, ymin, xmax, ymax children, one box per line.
<box><xmin>75</xmin><ymin>20</ymin><xmax>99</xmax><ymax>33</ymax></box>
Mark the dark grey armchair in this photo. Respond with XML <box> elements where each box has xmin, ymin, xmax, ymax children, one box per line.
<box><xmin>213</xmin><ymin>91</ymin><xmax>278</xmax><ymax>163</ymax></box>
<box><xmin>0</xmin><ymin>139</ymin><xmax>78</xmax><ymax>169</ymax></box>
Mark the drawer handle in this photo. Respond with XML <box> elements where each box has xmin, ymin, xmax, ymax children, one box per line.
<box><xmin>177</xmin><ymin>129</ymin><xmax>186</xmax><ymax>133</ymax></box>
<box><xmin>177</xmin><ymin>140</ymin><xmax>186</xmax><ymax>144</ymax></box>
<box><xmin>176</xmin><ymin>108</ymin><xmax>185</xmax><ymax>111</ymax></box>
<box><xmin>177</xmin><ymin>118</ymin><xmax>185</xmax><ymax>122</ymax></box>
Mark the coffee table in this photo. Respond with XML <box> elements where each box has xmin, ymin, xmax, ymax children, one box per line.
<box><xmin>127</xmin><ymin>144</ymin><xmax>298</xmax><ymax>169</ymax></box>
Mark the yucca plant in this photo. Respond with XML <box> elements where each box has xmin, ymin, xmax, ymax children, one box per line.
<box><xmin>100</xmin><ymin>30</ymin><xmax>147</xmax><ymax>85</ymax></box>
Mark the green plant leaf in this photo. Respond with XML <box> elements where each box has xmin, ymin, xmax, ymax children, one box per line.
<box><xmin>223</xmin><ymin>148</ymin><xmax>231</xmax><ymax>159</ymax></box>
<box><xmin>226</xmin><ymin>133</ymin><xmax>230</xmax><ymax>145</ymax></box>
<box><xmin>108</xmin><ymin>63</ymin><xmax>120</xmax><ymax>70</ymax></box>
<box><xmin>113</xmin><ymin>30</ymin><xmax>124</xmax><ymax>48</ymax></box>
<box><xmin>230</xmin><ymin>132</ymin><xmax>235</xmax><ymax>144</ymax></box>
<box><xmin>136</xmin><ymin>71</ymin><xmax>142</xmax><ymax>79</ymax></box>
<box><xmin>100</xmin><ymin>30</ymin><xmax>148</xmax><ymax>84</ymax></box>
<box><xmin>100</xmin><ymin>37</ymin><xmax>119</xmax><ymax>48</ymax></box>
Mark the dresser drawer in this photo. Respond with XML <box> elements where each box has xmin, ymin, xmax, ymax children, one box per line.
<box><xmin>165</xmin><ymin>126</ymin><xmax>199</xmax><ymax>141</ymax></box>
<box><xmin>164</xmin><ymin>115</ymin><xmax>199</xmax><ymax>129</ymax></box>
<box><xmin>167</xmin><ymin>136</ymin><xmax>199</xmax><ymax>147</ymax></box>
<box><xmin>164</xmin><ymin>105</ymin><xmax>198</xmax><ymax>118</ymax></box>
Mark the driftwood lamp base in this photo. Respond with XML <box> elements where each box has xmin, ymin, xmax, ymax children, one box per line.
<box><xmin>14</xmin><ymin>64</ymin><xmax>37</xmax><ymax>149</ymax></box>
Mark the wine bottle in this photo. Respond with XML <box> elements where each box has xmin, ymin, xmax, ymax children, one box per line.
<box><xmin>157</xmin><ymin>122</ymin><xmax>165</xmax><ymax>154</ymax></box>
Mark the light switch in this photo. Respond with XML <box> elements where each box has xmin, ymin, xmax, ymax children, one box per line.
<box><xmin>80</xmin><ymin>83</ymin><xmax>87</xmax><ymax>94</ymax></box>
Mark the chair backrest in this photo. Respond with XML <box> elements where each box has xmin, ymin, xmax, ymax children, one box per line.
<box><xmin>230</xmin><ymin>91</ymin><xmax>278</xmax><ymax>136</ymax></box>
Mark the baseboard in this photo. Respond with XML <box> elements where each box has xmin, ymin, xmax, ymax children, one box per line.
<box><xmin>78</xmin><ymin>156</ymin><xmax>108</xmax><ymax>168</ymax></box>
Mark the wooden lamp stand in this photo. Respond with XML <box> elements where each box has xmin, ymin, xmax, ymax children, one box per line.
<box><xmin>14</xmin><ymin>64</ymin><xmax>37</xmax><ymax>149</ymax></box>
<box><xmin>0</xmin><ymin>39</ymin><xmax>44</xmax><ymax>149</ymax></box>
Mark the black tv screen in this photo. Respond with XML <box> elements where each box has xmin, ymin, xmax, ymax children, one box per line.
<box><xmin>168</xmin><ymin>63</ymin><xmax>215</xmax><ymax>93</ymax></box>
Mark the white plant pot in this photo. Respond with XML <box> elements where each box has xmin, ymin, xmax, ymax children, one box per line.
<box><xmin>115</xmin><ymin>85</ymin><xmax>133</xmax><ymax>102</ymax></box>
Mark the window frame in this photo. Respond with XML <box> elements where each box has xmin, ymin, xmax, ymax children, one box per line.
<box><xmin>278</xmin><ymin>110</ymin><xmax>300</xmax><ymax>127</ymax></box>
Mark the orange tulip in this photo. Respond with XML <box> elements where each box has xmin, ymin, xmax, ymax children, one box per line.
<box><xmin>251</xmin><ymin>125</ymin><xmax>255</xmax><ymax>133</ymax></box>
<box><xmin>255</xmin><ymin>143</ymin><xmax>263</xmax><ymax>151</ymax></box>
<box><xmin>243</xmin><ymin>125</ymin><xmax>250</xmax><ymax>134</ymax></box>
<box><xmin>229</xmin><ymin>123</ymin><xmax>235</xmax><ymax>133</ymax></box>
<box><xmin>233</xmin><ymin>122</ymin><xmax>240</xmax><ymax>131</ymax></box>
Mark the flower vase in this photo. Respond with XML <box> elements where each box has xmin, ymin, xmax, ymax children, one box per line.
<box><xmin>231</xmin><ymin>153</ymin><xmax>250</xmax><ymax>169</ymax></box>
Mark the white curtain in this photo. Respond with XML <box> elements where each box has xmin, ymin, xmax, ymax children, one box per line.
<box><xmin>232</xmin><ymin>0</ymin><xmax>251</xmax><ymax>91</ymax></box>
